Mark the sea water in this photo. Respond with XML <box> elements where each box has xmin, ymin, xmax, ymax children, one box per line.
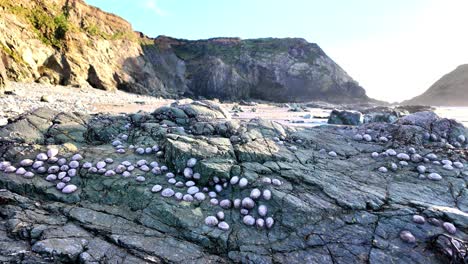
<box><xmin>435</xmin><ymin>107</ymin><xmax>468</xmax><ymax>127</ymax></box>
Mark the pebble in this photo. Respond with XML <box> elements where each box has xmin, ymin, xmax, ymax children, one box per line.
<box><xmin>256</xmin><ymin>218</ymin><xmax>265</xmax><ymax>228</ymax></box>
<box><xmin>428</xmin><ymin>218</ymin><xmax>441</xmax><ymax>226</ymax></box>
<box><xmin>175</xmin><ymin>181</ymin><xmax>184</xmax><ymax>187</ymax></box>
<box><xmin>399</xmin><ymin>230</ymin><xmax>416</xmax><ymax>243</ymax></box>
<box><xmin>168</xmin><ymin>178</ymin><xmax>176</xmax><ymax>184</ymax></box>
<box><xmin>214</xmin><ymin>184</ymin><xmax>223</xmax><ymax>193</ymax></box>
<box><xmin>96</xmin><ymin>161</ymin><xmax>106</xmax><ymax>169</ymax></box>
<box><xmin>399</xmin><ymin>161</ymin><xmax>408</xmax><ymax>166</ymax></box>
<box><xmin>136</xmin><ymin>148</ymin><xmax>145</xmax><ymax>155</ymax></box>
<box><xmin>265</xmin><ymin>217</ymin><xmax>274</xmax><ymax>228</ymax></box>
<box><xmin>32</xmin><ymin>161</ymin><xmax>44</xmax><ymax>169</ymax></box>
<box><xmin>187</xmin><ymin>186</ymin><xmax>199</xmax><ymax>195</ymax></box>
<box><xmin>243</xmin><ymin>215</ymin><xmax>255</xmax><ymax>226</ymax></box>
<box><xmin>23</xmin><ymin>171</ymin><xmax>34</xmax><ymax>178</ymax></box>
<box><xmin>20</xmin><ymin>159</ymin><xmax>34</xmax><ymax>167</ymax></box>
<box><xmin>426</xmin><ymin>153</ymin><xmax>437</xmax><ymax>160</ymax></box>
<box><xmin>220</xmin><ymin>199</ymin><xmax>232</xmax><ymax>209</ymax></box>
<box><xmin>57</xmin><ymin>158</ymin><xmax>67</xmax><ymax>166</ymax></box>
<box><xmin>272</xmin><ymin>179</ymin><xmax>282</xmax><ymax>186</ymax></box>
<box><xmin>122</xmin><ymin>171</ymin><xmax>131</xmax><ymax>177</ymax></box>
<box><xmin>363</xmin><ymin>134</ymin><xmax>372</xmax><ymax>142</ymax></box>
<box><xmin>412</xmin><ymin>215</ymin><xmax>425</xmax><ymax>224</ymax></box>
<box><xmin>193</xmin><ymin>172</ymin><xmax>201</xmax><ymax>180</ymax></box>
<box><xmin>239</xmin><ymin>178</ymin><xmax>248</xmax><ymax>188</ymax></box>
<box><xmin>442</xmin><ymin>222</ymin><xmax>456</xmax><ymax>234</ymax></box>
<box><xmin>187</xmin><ymin>158</ymin><xmax>197</xmax><ymax>168</ymax></box>
<box><xmin>204</xmin><ymin>216</ymin><xmax>218</xmax><ymax>226</ymax></box>
<box><xmin>36</xmin><ymin>153</ymin><xmax>48</xmax><ymax>161</ymax></box>
<box><xmin>241</xmin><ymin>197</ymin><xmax>255</xmax><ymax>209</ymax></box>
<box><xmin>82</xmin><ymin>162</ymin><xmax>92</xmax><ymax>169</ymax></box>
<box><xmin>258</xmin><ymin>205</ymin><xmax>268</xmax><ymax>217</ymax></box>
<box><xmin>48</xmin><ymin>157</ymin><xmax>59</xmax><ymax>164</ymax></box>
<box><xmin>186</xmin><ymin>181</ymin><xmax>196</xmax><ymax>187</ymax></box>
<box><xmin>411</xmin><ymin>154</ymin><xmax>423</xmax><ymax>163</ymax></box>
<box><xmin>136</xmin><ymin>176</ymin><xmax>146</xmax><ymax>182</ymax></box>
<box><xmin>457</xmin><ymin>135</ymin><xmax>466</xmax><ymax>143</ymax></box>
<box><xmin>210</xmin><ymin>198</ymin><xmax>219</xmax><ymax>205</ymax></box>
<box><xmin>15</xmin><ymin>167</ymin><xmax>26</xmax><ymax>175</ymax></box>
<box><xmin>62</xmin><ymin>177</ymin><xmax>71</xmax><ymax>183</ymax></box>
<box><xmin>378</xmin><ymin>167</ymin><xmax>388</xmax><ymax>173</ymax></box>
<box><xmin>416</xmin><ymin>165</ymin><xmax>426</xmax><ymax>174</ymax></box>
<box><xmin>69</xmin><ymin>160</ymin><xmax>79</xmax><ymax>169</ymax></box>
<box><xmin>166</xmin><ymin>172</ymin><xmax>175</xmax><ymax>178</ymax></box>
<box><xmin>263</xmin><ymin>189</ymin><xmax>272</xmax><ymax>200</ymax></box>
<box><xmin>217</xmin><ymin>221</ymin><xmax>230</xmax><ymax>231</ymax></box>
<box><xmin>371</xmin><ymin>152</ymin><xmax>379</xmax><ymax>158</ymax></box>
<box><xmin>183</xmin><ymin>194</ymin><xmax>194</xmax><ymax>202</ymax></box>
<box><xmin>56</xmin><ymin>182</ymin><xmax>66</xmax><ymax>190</ymax></box>
<box><xmin>233</xmin><ymin>199</ymin><xmax>241</xmax><ymax>208</ymax></box>
<box><xmin>71</xmin><ymin>154</ymin><xmax>83</xmax><ymax>161</ymax></box>
<box><xmin>68</xmin><ymin>169</ymin><xmax>77</xmax><ymax>177</ymax></box>
<box><xmin>442</xmin><ymin>164</ymin><xmax>453</xmax><ymax>171</ymax></box>
<box><xmin>328</xmin><ymin>151</ymin><xmax>337</xmax><ymax>157</ymax></box>
<box><xmin>240</xmin><ymin>209</ymin><xmax>249</xmax><ymax>215</ymax></box>
<box><xmin>453</xmin><ymin>162</ymin><xmax>463</xmax><ymax>169</ymax></box>
<box><xmin>390</xmin><ymin>163</ymin><xmax>398</xmax><ymax>171</ymax></box>
<box><xmin>354</xmin><ymin>134</ymin><xmax>363</xmax><ymax>141</ymax></box>
<box><xmin>62</xmin><ymin>184</ymin><xmax>78</xmax><ymax>194</ymax></box>
<box><xmin>161</xmin><ymin>188</ymin><xmax>175</xmax><ymax>197</ymax></box>
<box><xmin>428</xmin><ymin>173</ymin><xmax>442</xmax><ymax>181</ymax></box>
<box><xmin>174</xmin><ymin>192</ymin><xmax>183</xmax><ymax>200</ymax></box>
<box><xmin>151</xmin><ymin>185</ymin><xmax>163</xmax><ymax>193</ymax></box>
<box><xmin>386</xmin><ymin>149</ymin><xmax>397</xmax><ymax>156</ymax></box>
<box><xmin>47</xmin><ymin>148</ymin><xmax>59</xmax><ymax>158</ymax></box>
<box><xmin>397</xmin><ymin>153</ymin><xmax>410</xmax><ymax>161</ymax></box>
<box><xmin>46</xmin><ymin>174</ymin><xmax>57</xmax><ymax>181</ymax></box>
<box><xmin>194</xmin><ymin>192</ymin><xmax>206</xmax><ymax>201</ymax></box>
<box><xmin>250</xmin><ymin>188</ymin><xmax>261</xmax><ymax>199</ymax></box>
<box><xmin>216</xmin><ymin>211</ymin><xmax>225</xmax><ymax>220</ymax></box>
<box><xmin>262</xmin><ymin>177</ymin><xmax>272</xmax><ymax>184</ymax></box>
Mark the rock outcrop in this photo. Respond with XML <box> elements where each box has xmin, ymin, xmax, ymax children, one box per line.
<box><xmin>0</xmin><ymin>104</ymin><xmax>467</xmax><ymax>263</ymax></box>
<box><xmin>0</xmin><ymin>0</ymin><xmax>370</xmax><ymax>103</ymax></box>
<box><xmin>404</xmin><ymin>64</ymin><xmax>468</xmax><ymax>106</ymax></box>
<box><xmin>0</xmin><ymin>53</ymin><xmax>9</xmax><ymax>94</ymax></box>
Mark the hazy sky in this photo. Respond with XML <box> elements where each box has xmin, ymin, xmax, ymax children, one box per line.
<box><xmin>86</xmin><ymin>0</ymin><xmax>468</xmax><ymax>102</ymax></box>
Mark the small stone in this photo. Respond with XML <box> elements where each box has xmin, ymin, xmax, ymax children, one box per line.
<box><xmin>104</xmin><ymin>170</ymin><xmax>116</xmax><ymax>177</ymax></box>
<box><xmin>262</xmin><ymin>177</ymin><xmax>272</xmax><ymax>184</ymax></box>
<box><xmin>36</xmin><ymin>153</ymin><xmax>48</xmax><ymax>161</ymax></box>
<box><xmin>187</xmin><ymin>158</ymin><xmax>197</xmax><ymax>168</ymax></box>
<box><xmin>443</xmin><ymin>164</ymin><xmax>453</xmax><ymax>171</ymax></box>
<box><xmin>216</xmin><ymin>211</ymin><xmax>225</xmax><ymax>220</ymax></box>
<box><xmin>71</xmin><ymin>154</ymin><xmax>83</xmax><ymax>161</ymax></box>
<box><xmin>230</xmin><ymin>176</ymin><xmax>239</xmax><ymax>185</ymax></box>
<box><xmin>265</xmin><ymin>217</ymin><xmax>274</xmax><ymax>228</ymax></box>
<box><xmin>217</xmin><ymin>221</ymin><xmax>230</xmax><ymax>231</ymax></box>
<box><xmin>391</xmin><ymin>163</ymin><xmax>398</xmax><ymax>171</ymax></box>
<box><xmin>239</xmin><ymin>178</ymin><xmax>248</xmax><ymax>188</ymax></box>
<box><xmin>412</xmin><ymin>215</ymin><xmax>425</xmax><ymax>224</ymax></box>
<box><xmin>386</xmin><ymin>149</ymin><xmax>397</xmax><ymax>156</ymax></box>
<box><xmin>428</xmin><ymin>173</ymin><xmax>442</xmax><ymax>181</ymax></box>
<box><xmin>136</xmin><ymin>160</ymin><xmax>147</xmax><ymax>167</ymax></box>
<box><xmin>56</xmin><ymin>182</ymin><xmax>66</xmax><ymax>190</ymax></box>
<box><xmin>205</xmin><ymin>216</ymin><xmax>218</xmax><ymax>226</ymax></box>
<box><xmin>151</xmin><ymin>185</ymin><xmax>163</xmax><ymax>193</ymax></box>
<box><xmin>32</xmin><ymin>161</ymin><xmax>44</xmax><ymax>169</ymax></box>
<box><xmin>240</xmin><ymin>209</ymin><xmax>249</xmax><ymax>215</ymax></box>
<box><xmin>371</xmin><ymin>152</ymin><xmax>379</xmax><ymax>158</ymax></box>
<box><xmin>416</xmin><ymin>165</ymin><xmax>426</xmax><ymax>174</ymax></box>
<box><xmin>363</xmin><ymin>134</ymin><xmax>372</xmax><ymax>142</ymax></box>
<box><xmin>241</xmin><ymin>197</ymin><xmax>255</xmax><ymax>209</ymax></box>
<box><xmin>47</xmin><ymin>148</ymin><xmax>59</xmax><ymax>158</ymax></box>
<box><xmin>82</xmin><ymin>162</ymin><xmax>92</xmax><ymax>169</ymax></box>
<box><xmin>23</xmin><ymin>171</ymin><xmax>35</xmax><ymax>178</ymax></box>
<box><xmin>328</xmin><ymin>151</ymin><xmax>337</xmax><ymax>157</ymax></box>
<box><xmin>193</xmin><ymin>172</ymin><xmax>201</xmax><ymax>180</ymax></box>
<box><xmin>20</xmin><ymin>159</ymin><xmax>34</xmax><ymax>167</ymax></box>
<box><xmin>161</xmin><ymin>188</ymin><xmax>175</xmax><ymax>197</ymax></box>
<box><xmin>62</xmin><ymin>177</ymin><xmax>71</xmax><ymax>183</ymax></box>
<box><xmin>442</xmin><ymin>222</ymin><xmax>456</xmax><ymax>234</ymax></box>
<box><xmin>263</xmin><ymin>189</ymin><xmax>272</xmax><ymax>200</ymax></box>
<box><xmin>256</xmin><ymin>218</ymin><xmax>265</xmax><ymax>228</ymax></box>
<box><xmin>219</xmin><ymin>199</ymin><xmax>232</xmax><ymax>209</ymax></box>
<box><xmin>399</xmin><ymin>161</ymin><xmax>408</xmax><ymax>166</ymax></box>
<box><xmin>426</xmin><ymin>153</ymin><xmax>438</xmax><ymax>160</ymax></box>
<box><xmin>168</xmin><ymin>178</ymin><xmax>176</xmax><ymax>184</ymax></box>
<box><xmin>250</xmin><ymin>188</ymin><xmax>261</xmax><ymax>199</ymax></box>
<box><xmin>408</xmin><ymin>147</ymin><xmax>416</xmax><ymax>154</ymax></box>
<box><xmin>136</xmin><ymin>176</ymin><xmax>146</xmax><ymax>182</ymax></box>
<box><xmin>453</xmin><ymin>161</ymin><xmax>463</xmax><ymax>169</ymax></box>
<box><xmin>96</xmin><ymin>161</ymin><xmax>106</xmax><ymax>169</ymax></box>
<box><xmin>186</xmin><ymin>181</ymin><xmax>196</xmax><ymax>187</ymax></box>
<box><xmin>174</xmin><ymin>192</ymin><xmax>183</xmax><ymax>200</ymax></box>
<box><xmin>411</xmin><ymin>154</ymin><xmax>423</xmax><ymax>163</ymax></box>
<box><xmin>11</xmin><ymin>166</ymin><xmax>25</xmax><ymax>175</ymax></box>
<box><xmin>57</xmin><ymin>158</ymin><xmax>67</xmax><ymax>166</ymax></box>
<box><xmin>175</xmin><ymin>181</ymin><xmax>184</xmax><ymax>187</ymax></box>
<box><xmin>105</xmin><ymin>158</ymin><xmax>114</xmax><ymax>164</ymax></box>
<box><xmin>68</xmin><ymin>169</ymin><xmax>77</xmax><ymax>177</ymax></box>
<box><xmin>233</xmin><ymin>198</ymin><xmax>241</xmax><ymax>208</ymax></box>
<box><xmin>397</xmin><ymin>153</ymin><xmax>410</xmax><ymax>161</ymax></box>
<box><xmin>243</xmin><ymin>215</ymin><xmax>255</xmax><ymax>226</ymax></box>
<box><xmin>187</xmin><ymin>186</ymin><xmax>199</xmax><ymax>195</ymax></box>
<box><xmin>378</xmin><ymin>167</ymin><xmax>388</xmax><ymax>173</ymax></box>
<box><xmin>428</xmin><ymin>218</ymin><xmax>441</xmax><ymax>226</ymax></box>
<box><xmin>210</xmin><ymin>198</ymin><xmax>219</xmax><ymax>205</ymax></box>
<box><xmin>258</xmin><ymin>205</ymin><xmax>268</xmax><ymax>217</ymax></box>
<box><xmin>183</xmin><ymin>194</ymin><xmax>194</xmax><ymax>202</ymax></box>
<box><xmin>69</xmin><ymin>161</ymin><xmax>79</xmax><ymax>169</ymax></box>
<box><xmin>399</xmin><ymin>230</ymin><xmax>416</xmax><ymax>243</ymax></box>
<box><xmin>136</xmin><ymin>148</ymin><xmax>145</xmax><ymax>155</ymax></box>
<box><xmin>457</xmin><ymin>135</ymin><xmax>466</xmax><ymax>143</ymax></box>
<box><xmin>62</xmin><ymin>184</ymin><xmax>78</xmax><ymax>194</ymax></box>
<box><xmin>272</xmin><ymin>179</ymin><xmax>282</xmax><ymax>186</ymax></box>
<box><xmin>166</xmin><ymin>172</ymin><xmax>175</xmax><ymax>178</ymax></box>
<box><xmin>46</xmin><ymin>174</ymin><xmax>57</xmax><ymax>181</ymax></box>
<box><xmin>194</xmin><ymin>192</ymin><xmax>206</xmax><ymax>201</ymax></box>
<box><xmin>354</xmin><ymin>134</ymin><xmax>363</xmax><ymax>141</ymax></box>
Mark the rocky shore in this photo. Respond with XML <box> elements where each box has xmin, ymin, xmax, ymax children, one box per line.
<box><xmin>0</xmin><ymin>97</ymin><xmax>467</xmax><ymax>263</ymax></box>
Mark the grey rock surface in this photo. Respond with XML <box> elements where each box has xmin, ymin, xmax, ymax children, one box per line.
<box><xmin>0</xmin><ymin>104</ymin><xmax>467</xmax><ymax>263</ymax></box>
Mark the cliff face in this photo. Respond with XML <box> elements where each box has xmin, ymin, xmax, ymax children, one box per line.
<box><xmin>404</xmin><ymin>65</ymin><xmax>468</xmax><ymax>106</ymax></box>
<box><xmin>147</xmin><ymin>37</ymin><xmax>368</xmax><ymax>103</ymax></box>
<box><xmin>0</xmin><ymin>0</ymin><xmax>370</xmax><ymax>103</ymax></box>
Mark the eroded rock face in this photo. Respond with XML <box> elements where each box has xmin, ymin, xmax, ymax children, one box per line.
<box><xmin>0</xmin><ymin>0</ymin><xmax>371</xmax><ymax>103</ymax></box>
<box><xmin>0</xmin><ymin>54</ymin><xmax>9</xmax><ymax>94</ymax></box>
<box><xmin>0</xmin><ymin>105</ymin><xmax>467</xmax><ymax>263</ymax></box>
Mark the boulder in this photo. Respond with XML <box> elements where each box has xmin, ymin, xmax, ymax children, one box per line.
<box><xmin>328</xmin><ymin>110</ymin><xmax>363</xmax><ymax>125</ymax></box>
